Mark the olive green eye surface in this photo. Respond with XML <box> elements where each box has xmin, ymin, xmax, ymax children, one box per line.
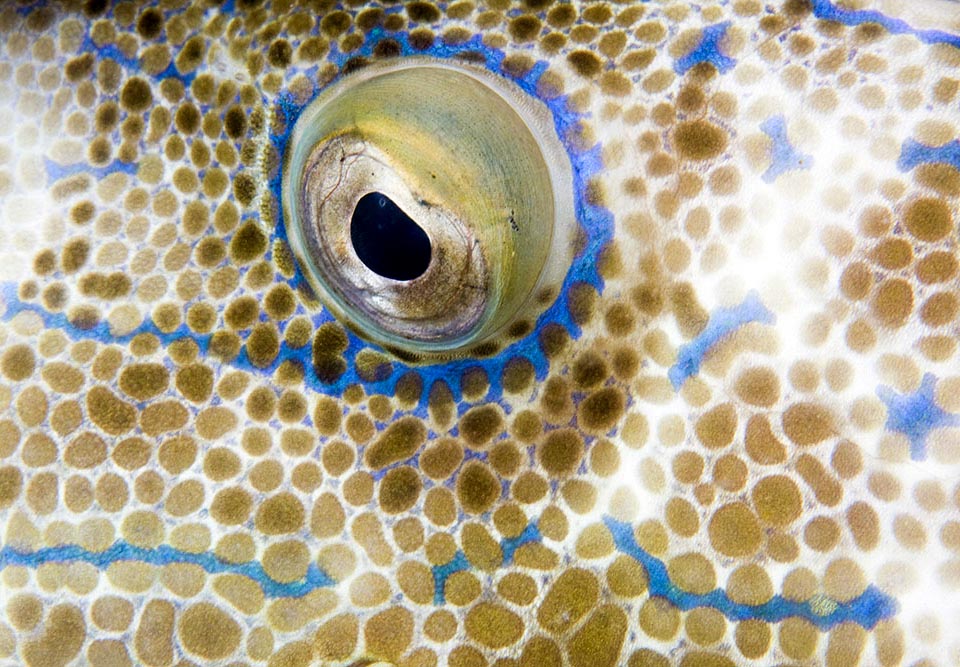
<box><xmin>282</xmin><ymin>58</ymin><xmax>577</xmax><ymax>359</ymax></box>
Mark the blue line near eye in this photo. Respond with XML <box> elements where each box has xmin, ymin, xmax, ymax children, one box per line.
<box><xmin>877</xmin><ymin>373</ymin><xmax>960</xmax><ymax>461</ymax></box>
<box><xmin>898</xmin><ymin>138</ymin><xmax>960</xmax><ymax>172</ymax></box>
<box><xmin>760</xmin><ymin>115</ymin><xmax>813</xmax><ymax>183</ymax></box>
<box><xmin>604</xmin><ymin>518</ymin><xmax>898</xmax><ymax>631</ymax></box>
<box><xmin>674</xmin><ymin>22</ymin><xmax>736</xmax><ymax>75</ymax></box>
<box><xmin>0</xmin><ymin>541</ymin><xmax>333</xmax><ymax>599</ymax></box>
<box><xmin>668</xmin><ymin>292</ymin><xmax>776</xmax><ymax>390</ymax></box>
<box><xmin>812</xmin><ymin>0</ymin><xmax>960</xmax><ymax>49</ymax></box>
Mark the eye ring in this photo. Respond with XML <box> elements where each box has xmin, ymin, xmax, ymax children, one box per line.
<box><xmin>281</xmin><ymin>57</ymin><xmax>577</xmax><ymax>359</ymax></box>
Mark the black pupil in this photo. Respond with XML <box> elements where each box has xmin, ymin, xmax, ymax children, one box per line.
<box><xmin>350</xmin><ymin>192</ymin><xmax>432</xmax><ymax>281</ymax></box>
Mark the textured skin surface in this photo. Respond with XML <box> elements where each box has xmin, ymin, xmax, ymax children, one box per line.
<box><xmin>0</xmin><ymin>1</ymin><xmax>959</xmax><ymax>666</ymax></box>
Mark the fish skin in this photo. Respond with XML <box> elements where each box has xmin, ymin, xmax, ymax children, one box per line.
<box><xmin>0</xmin><ymin>1</ymin><xmax>958</xmax><ymax>666</ymax></box>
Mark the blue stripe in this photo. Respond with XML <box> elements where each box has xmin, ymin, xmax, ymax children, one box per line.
<box><xmin>0</xmin><ymin>541</ymin><xmax>333</xmax><ymax>599</ymax></box>
<box><xmin>605</xmin><ymin>518</ymin><xmax>897</xmax><ymax>631</ymax></box>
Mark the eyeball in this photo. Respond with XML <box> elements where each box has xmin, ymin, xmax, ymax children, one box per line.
<box><xmin>282</xmin><ymin>57</ymin><xmax>577</xmax><ymax>359</ymax></box>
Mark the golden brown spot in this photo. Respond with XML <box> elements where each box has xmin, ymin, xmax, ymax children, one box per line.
<box><xmin>210</xmin><ymin>487</ymin><xmax>252</xmax><ymax>525</ymax></box>
<box><xmin>870</xmin><ymin>278</ymin><xmax>913</xmax><ymax>328</ymax></box>
<box><xmin>117</xmin><ymin>363</ymin><xmax>168</xmax><ymax>402</ymax></box>
<box><xmin>568</xmin><ymin>49</ymin><xmax>602</xmax><ymax>77</ymax></box>
<box><xmin>709</xmin><ymin>502</ymin><xmax>762</xmax><ymax>557</ymax></box>
<box><xmin>457</xmin><ymin>461</ymin><xmax>500</xmax><ymax>514</ymax></box>
<box><xmin>695</xmin><ymin>403</ymin><xmax>737</xmax><ymax>449</ymax></box>
<box><xmin>314</xmin><ymin>613</ymin><xmax>358</xmax><ymax>661</ymax></box>
<box><xmin>262</xmin><ymin>539</ymin><xmax>309</xmax><ymax>584</ymax></box>
<box><xmin>1</xmin><ymin>345</ymin><xmax>34</xmax><ymax>381</ymax></box>
<box><xmin>378</xmin><ymin>465</ymin><xmax>421</xmax><ymax>514</ymax></box>
<box><xmin>255</xmin><ymin>492</ymin><xmax>304</xmax><ymax>535</ymax></box>
<box><xmin>904</xmin><ymin>197</ymin><xmax>953</xmax><ymax>241</ymax></box>
<box><xmin>667</xmin><ymin>552</ymin><xmax>715</xmax><ymax>594</ymax></box>
<box><xmin>674</xmin><ymin>120</ymin><xmax>727</xmax><ymax>160</ymax></box>
<box><xmin>782</xmin><ymin>402</ymin><xmax>834</xmax><ymax>446</ymax></box>
<box><xmin>538</xmin><ymin>568</ymin><xmax>599</xmax><ymax>634</ymax></box>
<box><xmin>420</xmin><ymin>437</ymin><xmax>463</xmax><ymax>481</ymax></box>
<box><xmin>734</xmin><ymin>366</ymin><xmax>780</xmax><ymax>407</ymax></box>
<box><xmin>119</xmin><ymin>77</ymin><xmax>152</xmax><ymax>112</ymax></box>
<box><xmin>579</xmin><ymin>387</ymin><xmax>626</xmax><ymax>434</ymax></box>
<box><xmin>178</xmin><ymin>602</ymin><xmax>241</xmax><ymax>660</ymax></box>
<box><xmin>364</xmin><ymin>607</ymin><xmax>413</xmax><ymax>662</ymax></box>
<box><xmin>752</xmin><ymin>475</ymin><xmax>802</xmax><ymax>526</ymax></box>
<box><xmin>459</xmin><ymin>404</ymin><xmax>504</xmax><ymax>448</ymax></box>
<box><xmin>86</xmin><ymin>386</ymin><xmax>136</xmax><ymax>435</ymax></box>
<box><xmin>639</xmin><ymin>597</ymin><xmax>680</xmax><ymax>640</ymax></box>
<box><xmin>537</xmin><ymin>428</ymin><xmax>584</xmax><ymax>477</ymax></box>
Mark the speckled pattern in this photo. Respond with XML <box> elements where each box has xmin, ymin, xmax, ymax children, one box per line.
<box><xmin>0</xmin><ymin>1</ymin><xmax>958</xmax><ymax>666</ymax></box>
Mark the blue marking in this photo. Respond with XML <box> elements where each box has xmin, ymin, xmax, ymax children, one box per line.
<box><xmin>0</xmin><ymin>541</ymin><xmax>333</xmax><ymax>599</ymax></box>
<box><xmin>674</xmin><ymin>22</ymin><xmax>736</xmax><ymax>75</ymax></box>
<box><xmin>432</xmin><ymin>551</ymin><xmax>470</xmax><ymax>605</ymax></box>
<box><xmin>812</xmin><ymin>0</ymin><xmax>960</xmax><ymax>50</ymax></box>
<box><xmin>501</xmin><ymin>522</ymin><xmax>541</xmax><ymax>565</ymax></box>
<box><xmin>877</xmin><ymin>373</ymin><xmax>960</xmax><ymax>461</ymax></box>
<box><xmin>668</xmin><ymin>292</ymin><xmax>776</xmax><ymax>389</ymax></box>
<box><xmin>606</xmin><ymin>518</ymin><xmax>897</xmax><ymax>630</ymax></box>
<box><xmin>45</xmin><ymin>158</ymin><xmax>138</xmax><ymax>183</ymax></box>
<box><xmin>431</xmin><ymin>520</ymin><xmax>542</xmax><ymax>603</ymax></box>
<box><xmin>760</xmin><ymin>115</ymin><xmax>812</xmax><ymax>183</ymax></box>
<box><xmin>898</xmin><ymin>138</ymin><xmax>960</xmax><ymax>172</ymax></box>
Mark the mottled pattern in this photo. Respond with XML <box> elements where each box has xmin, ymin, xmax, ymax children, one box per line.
<box><xmin>0</xmin><ymin>1</ymin><xmax>958</xmax><ymax>666</ymax></box>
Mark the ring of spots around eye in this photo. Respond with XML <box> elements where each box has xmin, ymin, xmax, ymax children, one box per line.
<box><xmin>263</xmin><ymin>31</ymin><xmax>613</xmax><ymax>398</ymax></box>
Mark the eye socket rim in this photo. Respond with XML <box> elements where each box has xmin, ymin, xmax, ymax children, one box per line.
<box><xmin>281</xmin><ymin>56</ymin><xmax>577</xmax><ymax>361</ymax></box>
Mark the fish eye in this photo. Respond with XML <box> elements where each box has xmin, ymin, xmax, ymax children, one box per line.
<box><xmin>282</xmin><ymin>58</ymin><xmax>577</xmax><ymax>359</ymax></box>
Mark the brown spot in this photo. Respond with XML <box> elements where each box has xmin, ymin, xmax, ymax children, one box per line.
<box><xmin>457</xmin><ymin>461</ymin><xmax>500</xmax><ymax>514</ymax></box>
<box><xmin>364</xmin><ymin>607</ymin><xmax>413</xmax><ymax>662</ymax></box>
<box><xmin>87</xmin><ymin>386</ymin><xmax>136</xmax><ymax>435</ymax></box>
<box><xmin>230</xmin><ymin>221</ymin><xmax>267</xmax><ymax>263</ymax></box>
<box><xmin>674</xmin><ymin>120</ymin><xmax>727</xmax><ymax>160</ymax></box>
<box><xmin>734</xmin><ymin>366</ymin><xmax>780</xmax><ymax>407</ymax></box>
<box><xmin>363</xmin><ymin>417</ymin><xmax>424</xmax><ymax>469</ymax></box>
<box><xmin>314</xmin><ymin>613</ymin><xmax>358</xmax><ymax>661</ymax></box>
<box><xmin>118</xmin><ymin>363</ymin><xmax>169</xmax><ymax>401</ymax></box>
<box><xmin>568</xmin><ymin>49</ymin><xmax>602</xmax><ymax>77</ymax></box>
<box><xmin>1</xmin><ymin>344</ymin><xmax>35</xmax><ymax>381</ymax></box>
<box><xmin>120</xmin><ymin>77</ymin><xmax>152</xmax><ymax>112</ymax></box>
<box><xmin>871</xmin><ymin>278</ymin><xmax>913</xmax><ymax>328</ymax></box>
<box><xmin>211</xmin><ymin>487</ymin><xmax>252</xmax><ymax>525</ymax></box>
<box><xmin>465</xmin><ymin>602</ymin><xmax>523</xmax><ymax>649</ymax></box>
<box><xmin>568</xmin><ymin>605</ymin><xmax>627</xmax><ymax>667</ymax></box>
<box><xmin>255</xmin><ymin>492</ymin><xmax>304</xmax><ymax>534</ymax></box>
<box><xmin>538</xmin><ymin>428</ymin><xmax>584</xmax><ymax>477</ymax></box>
<box><xmin>696</xmin><ymin>403</ymin><xmax>737</xmax><ymax>449</ymax></box>
<box><xmin>782</xmin><ymin>402</ymin><xmax>835</xmax><ymax>446</ymax></box>
<box><xmin>904</xmin><ymin>197</ymin><xmax>953</xmax><ymax>242</ymax></box>
<box><xmin>23</xmin><ymin>604</ymin><xmax>85</xmax><ymax>667</ymax></box>
<box><xmin>752</xmin><ymin>475</ymin><xmax>802</xmax><ymax>526</ymax></box>
<box><xmin>708</xmin><ymin>502</ymin><xmax>762</xmax><ymax>557</ymax></box>
<box><xmin>179</xmin><ymin>602</ymin><xmax>241</xmax><ymax>660</ymax></box>
<box><xmin>65</xmin><ymin>432</ymin><xmax>107</xmax><ymax>469</ymax></box>
<box><xmin>458</xmin><ymin>404</ymin><xmax>504</xmax><ymax>448</ymax></box>
<box><xmin>378</xmin><ymin>465</ymin><xmax>421</xmax><ymax>514</ymax></box>
<box><xmin>538</xmin><ymin>568</ymin><xmax>599</xmax><ymax>634</ymax></box>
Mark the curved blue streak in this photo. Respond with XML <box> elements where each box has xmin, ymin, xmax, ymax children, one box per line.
<box><xmin>669</xmin><ymin>292</ymin><xmax>775</xmax><ymax>389</ymax></box>
<box><xmin>605</xmin><ymin>518</ymin><xmax>897</xmax><ymax>631</ymax></box>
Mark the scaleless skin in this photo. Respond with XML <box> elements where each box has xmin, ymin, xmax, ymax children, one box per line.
<box><xmin>0</xmin><ymin>1</ymin><xmax>958</xmax><ymax>666</ymax></box>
